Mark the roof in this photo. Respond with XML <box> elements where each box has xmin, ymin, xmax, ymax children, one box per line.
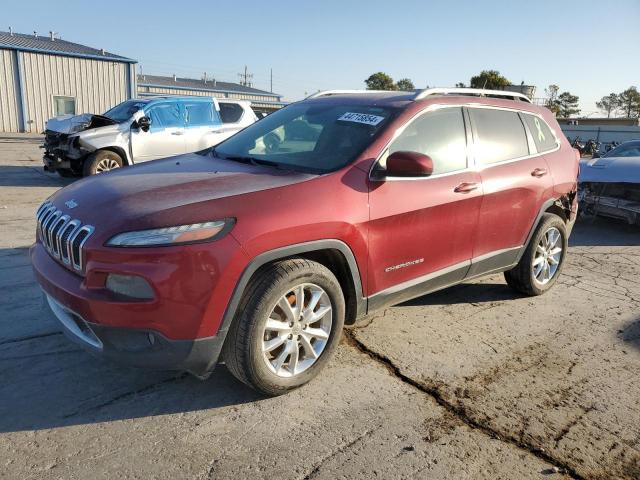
<box><xmin>0</xmin><ymin>31</ymin><xmax>136</xmax><ymax>63</ymax></box>
<box><xmin>138</xmin><ymin>74</ymin><xmax>281</xmax><ymax>99</ymax></box>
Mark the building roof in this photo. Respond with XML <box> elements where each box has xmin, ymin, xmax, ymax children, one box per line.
<box><xmin>138</xmin><ymin>74</ymin><xmax>281</xmax><ymax>99</ymax></box>
<box><xmin>0</xmin><ymin>31</ymin><xmax>136</xmax><ymax>63</ymax></box>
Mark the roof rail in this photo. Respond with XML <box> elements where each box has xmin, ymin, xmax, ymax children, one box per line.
<box><xmin>306</xmin><ymin>89</ymin><xmax>398</xmax><ymax>99</ymax></box>
<box><xmin>414</xmin><ymin>87</ymin><xmax>532</xmax><ymax>103</ymax></box>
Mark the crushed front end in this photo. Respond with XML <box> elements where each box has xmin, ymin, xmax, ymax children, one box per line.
<box><xmin>579</xmin><ymin>182</ymin><xmax>640</xmax><ymax>225</ymax></box>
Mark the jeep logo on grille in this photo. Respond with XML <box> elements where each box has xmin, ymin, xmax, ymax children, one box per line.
<box><xmin>65</xmin><ymin>199</ymin><xmax>78</xmax><ymax>209</ymax></box>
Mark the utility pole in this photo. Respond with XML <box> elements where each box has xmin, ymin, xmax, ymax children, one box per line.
<box><xmin>270</xmin><ymin>68</ymin><xmax>273</xmax><ymax>93</ymax></box>
<box><xmin>238</xmin><ymin>65</ymin><xmax>253</xmax><ymax>87</ymax></box>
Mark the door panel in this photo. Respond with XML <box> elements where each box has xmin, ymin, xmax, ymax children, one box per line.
<box><xmin>368</xmin><ymin>171</ymin><xmax>483</xmax><ymax>296</ymax></box>
<box><xmin>131</xmin><ymin>102</ymin><xmax>185</xmax><ymax>162</ymax></box>
<box><xmin>367</xmin><ymin>107</ymin><xmax>482</xmax><ymax>298</ymax></box>
<box><xmin>468</xmin><ymin>107</ymin><xmax>553</xmax><ymax>258</ymax></box>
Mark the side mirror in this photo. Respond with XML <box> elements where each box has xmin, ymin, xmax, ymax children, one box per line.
<box><xmin>385</xmin><ymin>151</ymin><xmax>433</xmax><ymax>177</ymax></box>
<box><xmin>136</xmin><ymin>116</ymin><xmax>151</xmax><ymax>132</ymax></box>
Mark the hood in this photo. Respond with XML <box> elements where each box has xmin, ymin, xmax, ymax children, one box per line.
<box><xmin>47</xmin><ymin>152</ymin><xmax>317</xmax><ymax>240</ymax></box>
<box><xmin>46</xmin><ymin>113</ymin><xmax>117</xmax><ymax>135</ymax></box>
<box><xmin>579</xmin><ymin>157</ymin><xmax>640</xmax><ymax>184</ymax></box>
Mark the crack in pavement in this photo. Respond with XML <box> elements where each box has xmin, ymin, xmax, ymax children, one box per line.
<box><xmin>62</xmin><ymin>373</ymin><xmax>188</xmax><ymax>419</ymax></box>
<box><xmin>343</xmin><ymin>330</ymin><xmax>585</xmax><ymax>480</ymax></box>
<box><xmin>553</xmin><ymin>405</ymin><xmax>596</xmax><ymax>448</ymax></box>
<box><xmin>300</xmin><ymin>426</ymin><xmax>380</xmax><ymax>480</ymax></box>
<box><xmin>0</xmin><ymin>331</ymin><xmax>62</xmax><ymax>346</ymax></box>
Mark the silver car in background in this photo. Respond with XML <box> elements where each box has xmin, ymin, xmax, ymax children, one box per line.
<box><xmin>43</xmin><ymin>96</ymin><xmax>257</xmax><ymax>176</ymax></box>
<box><xmin>579</xmin><ymin>140</ymin><xmax>640</xmax><ymax>225</ymax></box>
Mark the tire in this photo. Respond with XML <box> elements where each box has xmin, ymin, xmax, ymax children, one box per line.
<box><xmin>222</xmin><ymin>259</ymin><xmax>345</xmax><ymax>396</ymax></box>
<box><xmin>83</xmin><ymin>150</ymin><xmax>123</xmax><ymax>176</ymax></box>
<box><xmin>504</xmin><ymin>213</ymin><xmax>567</xmax><ymax>296</ymax></box>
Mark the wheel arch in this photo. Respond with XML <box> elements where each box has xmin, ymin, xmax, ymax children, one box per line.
<box><xmin>97</xmin><ymin>146</ymin><xmax>130</xmax><ymax>165</ymax></box>
<box><xmin>219</xmin><ymin>240</ymin><xmax>366</xmax><ymax>340</ymax></box>
<box><xmin>516</xmin><ymin>195</ymin><xmax>573</xmax><ymax>263</ymax></box>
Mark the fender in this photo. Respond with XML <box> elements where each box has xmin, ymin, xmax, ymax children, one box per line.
<box><xmin>514</xmin><ymin>198</ymin><xmax>557</xmax><ymax>263</ymax></box>
<box><xmin>218</xmin><ymin>239</ymin><xmax>366</xmax><ymax>339</ymax></box>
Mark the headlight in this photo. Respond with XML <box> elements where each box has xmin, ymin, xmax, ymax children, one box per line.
<box><xmin>106</xmin><ymin>219</ymin><xmax>233</xmax><ymax>247</ymax></box>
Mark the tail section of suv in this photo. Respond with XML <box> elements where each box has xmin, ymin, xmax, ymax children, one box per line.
<box><xmin>31</xmin><ymin>88</ymin><xmax>578</xmax><ymax>395</ymax></box>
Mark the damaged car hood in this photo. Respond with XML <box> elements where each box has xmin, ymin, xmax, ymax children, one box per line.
<box><xmin>46</xmin><ymin>114</ymin><xmax>118</xmax><ymax>134</ymax></box>
<box><xmin>579</xmin><ymin>157</ymin><xmax>640</xmax><ymax>184</ymax></box>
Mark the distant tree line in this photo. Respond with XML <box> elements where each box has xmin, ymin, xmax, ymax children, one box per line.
<box><xmin>595</xmin><ymin>87</ymin><xmax>640</xmax><ymax>118</ymax></box>
<box><xmin>365</xmin><ymin>69</ymin><xmax>640</xmax><ymax>119</ymax></box>
<box><xmin>364</xmin><ymin>72</ymin><xmax>415</xmax><ymax>91</ymax></box>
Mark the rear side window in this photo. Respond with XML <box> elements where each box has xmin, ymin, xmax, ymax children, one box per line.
<box><xmin>147</xmin><ymin>103</ymin><xmax>183</xmax><ymax>129</ymax></box>
<box><xmin>185</xmin><ymin>102</ymin><xmax>220</xmax><ymax>127</ymax></box>
<box><xmin>388</xmin><ymin>107</ymin><xmax>467</xmax><ymax>175</ymax></box>
<box><xmin>470</xmin><ymin>108</ymin><xmax>529</xmax><ymax>164</ymax></box>
<box><xmin>521</xmin><ymin>113</ymin><xmax>558</xmax><ymax>153</ymax></box>
<box><xmin>219</xmin><ymin>103</ymin><xmax>244</xmax><ymax>123</ymax></box>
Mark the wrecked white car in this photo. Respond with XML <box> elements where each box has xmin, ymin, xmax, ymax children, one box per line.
<box><xmin>43</xmin><ymin>96</ymin><xmax>258</xmax><ymax>176</ymax></box>
<box><xmin>579</xmin><ymin>140</ymin><xmax>640</xmax><ymax>225</ymax></box>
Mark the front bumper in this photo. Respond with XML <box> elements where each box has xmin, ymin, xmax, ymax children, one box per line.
<box><xmin>44</xmin><ymin>294</ymin><xmax>224</xmax><ymax>377</ymax></box>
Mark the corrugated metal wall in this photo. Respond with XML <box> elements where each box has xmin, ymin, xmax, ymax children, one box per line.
<box><xmin>0</xmin><ymin>49</ymin><xmax>21</xmax><ymax>132</ymax></box>
<box><xmin>19</xmin><ymin>52</ymin><xmax>129</xmax><ymax>132</ymax></box>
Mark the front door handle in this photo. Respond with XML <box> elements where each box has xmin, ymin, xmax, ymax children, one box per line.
<box><xmin>171</xmin><ymin>131</ymin><xmax>184</xmax><ymax>136</ymax></box>
<box><xmin>454</xmin><ymin>182</ymin><xmax>478</xmax><ymax>193</ymax></box>
<box><xmin>531</xmin><ymin>168</ymin><xmax>548</xmax><ymax>177</ymax></box>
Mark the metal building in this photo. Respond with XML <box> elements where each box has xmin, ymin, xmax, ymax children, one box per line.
<box><xmin>0</xmin><ymin>31</ymin><xmax>136</xmax><ymax>133</ymax></box>
<box><xmin>137</xmin><ymin>74</ymin><xmax>285</xmax><ymax>114</ymax></box>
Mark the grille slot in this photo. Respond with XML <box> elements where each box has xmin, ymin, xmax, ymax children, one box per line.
<box><xmin>36</xmin><ymin>201</ymin><xmax>94</xmax><ymax>272</ymax></box>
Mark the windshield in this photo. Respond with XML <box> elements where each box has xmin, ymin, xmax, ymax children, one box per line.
<box><xmin>213</xmin><ymin>103</ymin><xmax>396</xmax><ymax>173</ymax></box>
<box><xmin>603</xmin><ymin>143</ymin><xmax>640</xmax><ymax>158</ymax></box>
<box><xmin>103</xmin><ymin>100</ymin><xmax>148</xmax><ymax>123</ymax></box>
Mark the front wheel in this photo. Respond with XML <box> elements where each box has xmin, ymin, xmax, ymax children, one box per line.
<box><xmin>83</xmin><ymin>150</ymin><xmax>123</xmax><ymax>176</ymax></box>
<box><xmin>222</xmin><ymin>259</ymin><xmax>345</xmax><ymax>396</ymax></box>
<box><xmin>504</xmin><ymin>213</ymin><xmax>567</xmax><ymax>296</ymax></box>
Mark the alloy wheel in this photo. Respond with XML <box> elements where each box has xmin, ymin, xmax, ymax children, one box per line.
<box><xmin>532</xmin><ymin>226</ymin><xmax>563</xmax><ymax>285</ymax></box>
<box><xmin>261</xmin><ymin>283</ymin><xmax>332</xmax><ymax>377</ymax></box>
<box><xmin>95</xmin><ymin>157</ymin><xmax>121</xmax><ymax>173</ymax></box>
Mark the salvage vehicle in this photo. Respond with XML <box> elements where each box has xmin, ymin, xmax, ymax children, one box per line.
<box><xmin>31</xmin><ymin>88</ymin><xmax>579</xmax><ymax>395</ymax></box>
<box><xmin>579</xmin><ymin>140</ymin><xmax>640</xmax><ymax>225</ymax></box>
<box><xmin>42</xmin><ymin>96</ymin><xmax>258</xmax><ymax>177</ymax></box>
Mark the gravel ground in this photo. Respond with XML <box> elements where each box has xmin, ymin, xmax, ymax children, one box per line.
<box><xmin>0</xmin><ymin>136</ymin><xmax>638</xmax><ymax>479</ymax></box>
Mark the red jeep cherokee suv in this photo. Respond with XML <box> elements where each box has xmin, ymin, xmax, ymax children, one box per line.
<box><xmin>31</xmin><ymin>88</ymin><xmax>579</xmax><ymax>395</ymax></box>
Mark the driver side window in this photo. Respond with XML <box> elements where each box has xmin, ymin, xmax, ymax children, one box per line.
<box><xmin>385</xmin><ymin>107</ymin><xmax>468</xmax><ymax>175</ymax></box>
<box><xmin>146</xmin><ymin>103</ymin><xmax>183</xmax><ymax>131</ymax></box>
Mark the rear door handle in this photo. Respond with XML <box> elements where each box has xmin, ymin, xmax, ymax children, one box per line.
<box><xmin>454</xmin><ymin>182</ymin><xmax>478</xmax><ymax>193</ymax></box>
<box><xmin>531</xmin><ymin>168</ymin><xmax>548</xmax><ymax>177</ymax></box>
<box><xmin>171</xmin><ymin>131</ymin><xmax>184</xmax><ymax>136</ymax></box>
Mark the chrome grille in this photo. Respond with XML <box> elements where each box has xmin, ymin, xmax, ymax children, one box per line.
<box><xmin>36</xmin><ymin>201</ymin><xmax>94</xmax><ymax>272</ymax></box>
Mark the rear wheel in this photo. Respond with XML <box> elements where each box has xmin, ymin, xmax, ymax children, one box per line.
<box><xmin>504</xmin><ymin>213</ymin><xmax>567</xmax><ymax>296</ymax></box>
<box><xmin>222</xmin><ymin>259</ymin><xmax>345</xmax><ymax>396</ymax></box>
<box><xmin>83</xmin><ymin>150</ymin><xmax>123</xmax><ymax>176</ymax></box>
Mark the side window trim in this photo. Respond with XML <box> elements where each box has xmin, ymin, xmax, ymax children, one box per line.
<box><xmin>518</xmin><ymin>112</ymin><xmax>539</xmax><ymax>155</ymax></box>
<box><xmin>374</xmin><ymin>106</ymin><xmax>470</xmax><ymax>180</ymax></box>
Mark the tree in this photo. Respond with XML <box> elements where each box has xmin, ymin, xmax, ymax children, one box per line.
<box><xmin>556</xmin><ymin>91</ymin><xmax>580</xmax><ymax>118</ymax></box>
<box><xmin>617</xmin><ymin>86</ymin><xmax>640</xmax><ymax>118</ymax></box>
<box><xmin>364</xmin><ymin>72</ymin><xmax>396</xmax><ymax>91</ymax></box>
<box><xmin>595</xmin><ymin>93</ymin><xmax>620</xmax><ymax>118</ymax></box>
<box><xmin>455</xmin><ymin>82</ymin><xmax>466</xmax><ymax>88</ymax></box>
<box><xmin>469</xmin><ymin>70</ymin><xmax>510</xmax><ymax>90</ymax></box>
<box><xmin>396</xmin><ymin>78</ymin><xmax>415</xmax><ymax>91</ymax></box>
<box><xmin>544</xmin><ymin>85</ymin><xmax>560</xmax><ymax>115</ymax></box>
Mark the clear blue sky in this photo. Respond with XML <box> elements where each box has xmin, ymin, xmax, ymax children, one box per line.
<box><xmin>5</xmin><ymin>0</ymin><xmax>640</xmax><ymax>114</ymax></box>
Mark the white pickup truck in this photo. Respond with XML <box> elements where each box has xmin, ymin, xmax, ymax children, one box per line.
<box><xmin>43</xmin><ymin>96</ymin><xmax>257</xmax><ymax>176</ymax></box>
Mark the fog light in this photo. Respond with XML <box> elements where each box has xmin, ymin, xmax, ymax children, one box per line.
<box><xmin>106</xmin><ymin>274</ymin><xmax>154</xmax><ymax>300</ymax></box>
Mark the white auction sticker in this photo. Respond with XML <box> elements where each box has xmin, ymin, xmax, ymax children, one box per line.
<box><xmin>338</xmin><ymin>112</ymin><xmax>385</xmax><ymax>126</ymax></box>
